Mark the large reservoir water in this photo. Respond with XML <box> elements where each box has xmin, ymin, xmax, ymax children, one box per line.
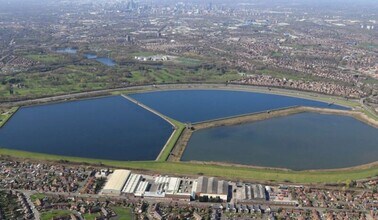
<box><xmin>131</xmin><ymin>90</ymin><xmax>347</xmax><ymax>123</ymax></box>
<box><xmin>182</xmin><ymin>112</ymin><xmax>378</xmax><ymax>170</ymax></box>
<box><xmin>1</xmin><ymin>89</ymin><xmax>373</xmax><ymax>169</ymax></box>
<box><xmin>0</xmin><ymin>96</ymin><xmax>172</xmax><ymax>161</ymax></box>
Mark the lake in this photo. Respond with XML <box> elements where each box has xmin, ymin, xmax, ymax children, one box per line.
<box><xmin>0</xmin><ymin>96</ymin><xmax>172</xmax><ymax>161</ymax></box>
<box><xmin>130</xmin><ymin>90</ymin><xmax>348</xmax><ymax>123</ymax></box>
<box><xmin>85</xmin><ymin>54</ymin><xmax>116</xmax><ymax>66</ymax></box>
<box><xmin>182</xmin><ymin>112</ymin><xmax>378</xmax><ymax>170</ymax></box>
<box><xmin>55</xmin><ymin>48</ymin><xmax>116</xmax><ymax>66</ymax></box>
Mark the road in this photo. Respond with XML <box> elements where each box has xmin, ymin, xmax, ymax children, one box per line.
<box><xmin>2</xmin><ymin>188</ymin><xmax>372</xmax><ymax>218</ymax></box>
<box><xmin>22</xmin><ymin>191</ymin><xmax>40</xmax><ymax>220</ymax></box>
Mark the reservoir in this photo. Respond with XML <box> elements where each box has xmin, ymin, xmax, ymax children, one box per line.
<box><xmin>131</xmin><ymin>90</ymin><xmax>347</xmax><ymax>123</ymax></box>
<box><xmin>182</xmin><ymin>112</ymin><xmax>378</xmax><ymax>170</ymax></box>
<box><xmin>0</xmin><ymin>96</ymin><xmax>172</xmax><ymax>161</ymax></box>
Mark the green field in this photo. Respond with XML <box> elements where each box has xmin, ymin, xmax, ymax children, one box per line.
<box><xmin>83</xmin><ymin>212</ymin><xmax>102</xmax><ymax>220</ymax></box>
<box><xmin>1</xmin><ymin>148</ymin><xmax>378</xmax><ymax>184</ymax></box>
<box><xmin>41</xmin><ymin>210</ymin><xmax>73</xmax><ymax>220</ymax></box>
<box><xmin>24</xmin><ymin>54</ymin><xmax>67</xmax><ymax>63</ymax></box>
<box><xmin>111</xmin><ymin>206</ymin><xmax>133</xmax><ymax>220</ymax></box>
<box><xmin>1</xmin><ymin>49</ymin><xmax>244</xmax><ymax>102</ymax></box>
<box><xmin>30</xmin><ymin>193</ymin><xmax>46</xmax><ymax>202</ymax></box>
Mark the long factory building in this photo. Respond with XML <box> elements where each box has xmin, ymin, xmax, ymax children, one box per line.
<box><xmin>100</xmin><ymin>169</ymin><xmax>230</xmax><ymax>201</ymax></box>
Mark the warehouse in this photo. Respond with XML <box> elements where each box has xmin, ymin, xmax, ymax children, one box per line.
<box><xmin>102</xmin><ymin>169</ymin><xmax>131</xmax><ymax>195</ymax></box>
<box><xmin>242</xmin><ymin>184</ymin><xmax>266</xmax><ymax>200</ymax></box>
<box><xmin>195</xmin><ymin>176</ymin><xmax>229</xmax><ymax>201</ymax></box>
<box><xmin>165</xmin><ymin>177</ymin><xmax>193</xmax><ymax>201</ymax></box>
<box><xmin>166</xmin><ymin>177</ymin><xmax>180</xmax><ymax>194</ymax></box>
<box><xmin>122</xmin><ymin>174</ymin><xmax>142</xmax><ymax>194</ymax></box>
<box><xmin>134</xmin><ymin>181</ymin><xmax>149</xmax><ymax>197</ymax></box>
<box><xmin>252</xmin><ymin>184</ymin><xmax>266</xmax><ymax>200</ymax></box>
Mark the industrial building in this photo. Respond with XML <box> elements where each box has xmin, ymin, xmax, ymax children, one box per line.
<box><xmin>143</xmin><ymin>176</ymin><xmax>193</xmax><ymax>201</ymax></box>
<box><xmin>102</xmin><ymin>169</ymin><xmax>131</xmax><ymax>195</ymax></box>
<box><xmin>101</xmin><ymin>172</ymin><xmax>227</xmax><ymax>202</ymax></box>
<box><xmin>165</xmin><ymin>177</ymin><xmax>194</xmax><ymax>201</ymax></box>
<box><xmin>122</xmin><ymin>174</ymin><xmax>142</xmax><ymax>194</ymax></box>
<box><xmin>252</xmin><ymin>184</ymin><xmax>266</xmax><ymax>200</ymax></box>
<box><xmin>134</xmin><ymin>181</ymin><xmax>149</xmax><ymax>197</ymax></box>
<box><xmin>241</xmin><ymin>184</ymin><xmax>266</xmax><ymax>201</ymax></box>
<box><xmin>195</xmin><ymin>177</ymin><xmax>229</xmax><ymax>201</ymax></box>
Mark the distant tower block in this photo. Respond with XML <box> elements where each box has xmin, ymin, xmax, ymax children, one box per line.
<box><xmin>126</xmin><ymin>35</ymin><xmax>132</xmax><ymax>42</ymax></box>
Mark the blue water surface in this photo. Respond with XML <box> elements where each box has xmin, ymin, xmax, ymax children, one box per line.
<box><xmin>0</xmin><ymin>96</ymin><xmax>172</xmax><ymax>161</ymax></box>
<box><xmin>131</xmin><ymin>90</ymin><xmax>348</xmax><ymax>123</ymax></box>
<box><xmin>183</xmin><ymin>112</ymin><xmax>378</xmax><ymax>170</ymax></box>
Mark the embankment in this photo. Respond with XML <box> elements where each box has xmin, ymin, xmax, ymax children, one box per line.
<box><xmin>0</xmin><ymin>107</ymin><xmax>19</xmax><ymax>128</ymax></box>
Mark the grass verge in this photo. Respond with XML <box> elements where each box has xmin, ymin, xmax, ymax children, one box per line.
<box><xmin>0</xmin><ymin>107</ymin><xmax>19</xmax><ymax>128</ymax></box>
<box><xmin>1</xmin><ymin>148</ymin><xmax>378</xmax><ymax>184</ymax></box>
<box><xmin>156</xmin><ymin>118</ymin><xmax>186</xmax><ymax>161</ymax></box>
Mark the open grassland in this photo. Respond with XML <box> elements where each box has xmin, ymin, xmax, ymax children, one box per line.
<box><xmin>24</xmin><ymin>54</ymin><xmax>68</xmax><ymax>64</ymax></box>
<box><xmin>83</xmin><ymin>212</ymin><xmax>102</xmax><ymax>220</ymax></box>
<box><xmin>1</xmin><ymin>148</ymin><xmax>378</xmax><ymax>184</ymax></box>
<box><xmin>30</xmin><ymin>193</ymin><xmax>47</xmax><ymax>202</ymax></box>
<box><xmin>111</xmin><ymin>206</ymin><xmax>134</xmax><ymax>220</ymax></box>
<box><xmin>41</xmin><ymin>210</ymin><xmax>73</xmax><ymax>220</ymax></box>
<box><xmin>1</xmin><ymin>49</ymin><xmax>243</xmax><ymax>102</ymax></box>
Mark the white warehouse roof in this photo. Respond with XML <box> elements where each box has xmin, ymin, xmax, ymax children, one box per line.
<box><xmin>167</xmin><ymin>177</ymin><xmax>181</xmax><ymax>194</ymax></box>
<box><xmin>122</xmin><ymin>174</ymin><xmax>142</xmax><ymax>194</ymax></box>
<box><xmin>102</xmin><ymin>169</ymin><xmax>131</xmax><ymax>195</ymax></box>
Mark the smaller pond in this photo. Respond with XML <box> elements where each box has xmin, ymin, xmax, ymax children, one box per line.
<box><xmin>182</xmin><ymin>112</ymin><xmax>378</xmax><ymax>170</ymax></box>
<box><xmin>85</xmin><ymin>53</ymin><xmax>116</xmax><ymax>67</ymax></box>
<box><xmin>54</xmin><ymin>48</ymin><xmax>117</xmax><ymax>66</ymax></box>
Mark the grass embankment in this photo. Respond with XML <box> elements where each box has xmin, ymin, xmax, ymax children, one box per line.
<box><xmin>156</xmin><ymin>118</ymin><xmax>186</xmax><ymax>162</ymax></box>
<box><xmin>1</xmin><ymin>148</ymin><xmax>378</xmax><ymax>184</ymax></box>
<box><xmin>0</xmin><ymin>107</ymin><xmax>19</xmax><ymax>128</ymax></box>
<box><xmin>363</xmin><ymin>108</ymin><xmax>378</xmax><ymax>121</ymax></box>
